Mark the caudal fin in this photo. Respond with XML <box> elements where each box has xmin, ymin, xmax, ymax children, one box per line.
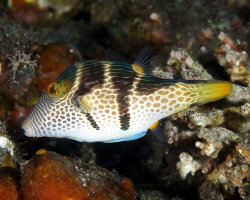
<box><xmin>191</xmin><ymin>81</ymin><xmax>232</xmax><ymax>104</ymax></box>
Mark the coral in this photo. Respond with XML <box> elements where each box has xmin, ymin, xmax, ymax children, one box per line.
<box><xmin>204</xmin><ymin>153</ymin><xmax>249</xmax><ymax>199</ymax></box>
<box><xmin>215</xmin><ymin>33</ymin><xmax>250</xmax><ymax>85</ymax></box>
<box><xmin>0</xmin><ymin>121</ymin><xmax>15</xmax><ymax>157</ymax></box>
<box><xmin>167</xmin><ymin>49</ymin><xmax>213</xmax><ymax>80</ymax></box>
<box><xmin>7</xmin><ymin>51</ymin><xmax>37</xmax><ymax>80</ymax></box>
<box><xmin>226</xmin><ymin>84</ymin><xmax>250</xmax><ymax>103</ymax></box>
<box><xmin>240</xmin><ymin>102</ymin><xmax>250</xmax><ymax>117</ymax></box>
<box><xmin>186</xmin><ymin>108</ymin><xmax>225</xmax><ymax>128</ymax></box>
<box><xmin>224</xmin><ymin>108</ymin><xmax>250</xmax><ymax>134</ymax></box>
<box><xmin>195</xmin><ymin>127</ymin><xmax>238</xmax><ymax>158</ymax></box>
<box><xmin>22</xmin><ymin>150</ymin><xmax>135</xmax><ymax>200</ymax></box>
<box><xmin>176</xmin><ymin>152</ymin><xmax>201</xmax><ymax>179</ymax></box>
<box><xmin>152</xmin><ymin>67</ymin><xmax>175</xmax><ymax>79</ymax></box>
<box><xmin>236</xmin><ymin>143</ymin><xmax>250</xmax><ymax>163</ymax></box>
<box><xmin>162</xmin><ymin>48</ymin><xmax>249</xmax><ymax>185</ymax></box>
<box><xmin>198</xmin><ymin>128</ymin><xmax>250</xmax><ymax>199</ymax></box>
<box><xmin>224</xmin><ymin>101</ymin><xmax>250</xmax><ymax>134</ymax></box>
<box><xmin>162</xmin><ymin>119</ymin><xmax>180</xmax><ymax>144</ymax></box>
<box><xmin>0</xmin><ymin>120</ymin><xmax>21</xmax><ymax>169</ymax></box>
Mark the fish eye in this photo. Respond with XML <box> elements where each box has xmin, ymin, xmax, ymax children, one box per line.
<box><xmin>47</xmin><ymin>80</ymin><xmax>73</xmax><ymax>98</ymax></box>
<box><xmin>47</xmin><ymin>83</ymin><xmax>59</xmax><ymax>97</ymax></box>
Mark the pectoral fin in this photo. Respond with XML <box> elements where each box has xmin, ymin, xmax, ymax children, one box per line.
<box><xmin>149</xmin><ymin>119</ymin><xmax>166</xmax><ymax>142</ymax></box>
<box><xmin>77</xmin><ymin>94</ymin><xmax>94</xmax><ymax>112</ymax></box>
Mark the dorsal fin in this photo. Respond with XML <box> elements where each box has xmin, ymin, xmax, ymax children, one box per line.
<box><xmin>57</xmin><ymin>64</ymin><xmax>78</xmax><ymax>82</ymax></box>
<box><xmin>149</xmin><ymin>119</ymin><xmax>166</xmax><ymax>142</ymax></box>
<box><xmin>132</xmin><ymin>48</ymin><xmax>156</xmax><ymax>75</ymax></box>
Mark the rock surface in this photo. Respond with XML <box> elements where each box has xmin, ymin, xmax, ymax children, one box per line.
<box><xmin>22</xmin><ymin>150</ymin><xmax>135</xmax><ymax>200</ymax></box>
<box><xmin>0</xmin><ymin>167</ymin><xmax>21</xmax><ymax>200</ymax></box>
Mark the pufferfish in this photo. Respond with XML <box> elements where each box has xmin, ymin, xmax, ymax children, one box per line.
<box><xmin>22</xmin><ymin>49</ymin><xmax>232</xmax><ymax>143</ymax></box>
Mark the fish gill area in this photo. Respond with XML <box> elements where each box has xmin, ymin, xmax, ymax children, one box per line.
<box><xmin>0</xmin><ymin>0</ymin><xmax>249</xmax><ymax>199</ymax></box>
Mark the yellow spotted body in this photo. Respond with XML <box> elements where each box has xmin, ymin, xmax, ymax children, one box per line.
<box><xmin>22</xmin><ymin>52</ymin><xmax>232</xmax><ymax>142</ymax></box>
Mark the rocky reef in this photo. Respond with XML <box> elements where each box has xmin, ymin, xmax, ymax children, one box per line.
<box><xmin>0</xmin><ymin>0</ymin><xmax>249</xmax><ymax>199</ymax></box>
<box><xmin>22</xmin><ymin>150</ymin><xmax>134</xmax><ymax>200</ymax></box>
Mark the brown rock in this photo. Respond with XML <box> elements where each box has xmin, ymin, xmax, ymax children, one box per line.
<box><xmin>35</xmin><ymin>43</ymin><xmax>81</xmax><ymax>91</ymax></box>
<box><xmin>22</xmin><ymin>151</ymin><xmax>135</xmax><ymax>200</ymax></box>
<box><xmin>22</xmin><ymin>151</ymin><xmax>86</xmax><ymax>200</ymax></box>
<box><xmin>0</xmin><ymin>167</ymin><xmax>21</xmax><ymax>200</ymax></box>
<box><xmin>76</xmin><ymin>162</ymin><xmax>135</xmax><ymax>200</ymax></box>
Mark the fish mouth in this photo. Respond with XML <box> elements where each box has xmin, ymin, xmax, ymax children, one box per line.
<box><xmin>22</xmin><ymin>119</ymin><xmax>35</xmax><ymax>137</ymax></box>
